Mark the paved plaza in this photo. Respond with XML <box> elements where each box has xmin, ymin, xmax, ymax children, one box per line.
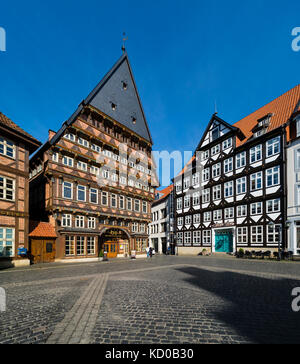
<box><xmin>0</xmin><ymin>256</ymin><xmax>300</xmax><ymax>344</ymax></box>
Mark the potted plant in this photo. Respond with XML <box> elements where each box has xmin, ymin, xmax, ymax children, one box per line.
<box><xmin>202</xmin><ymin>249</ymin><xmax>207</xmax><ymax>256</ymax></box>
<box><xmin>98</xmin><ymin>249</ymin><xmax>104</xmax><ymax>262</ymax></box>
<box><xmin>237</xmin><ymin>248</ymin><xmax>244</xmax><ymax>258</ymax></box>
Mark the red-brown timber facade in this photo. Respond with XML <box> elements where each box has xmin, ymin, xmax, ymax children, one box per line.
<box><xmin>0</xmin><ymin>112</ymin><xmax>41</xmax><ymax>268</ymax></box>
<box><xmin>29</xmin><ymin>52</ymin><xmax>158</xmax><ymax>262</ymax></box>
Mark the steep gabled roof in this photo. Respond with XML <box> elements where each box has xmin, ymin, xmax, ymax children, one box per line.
<box><xmin>0</xmin><ymin>112</ymin><xmax>41</xmax><ymax>151</ymax></box>
<box><xmin>233</xmin><ymin>84</ymin><xmax>300</xmax><ymax>146</ymax></box>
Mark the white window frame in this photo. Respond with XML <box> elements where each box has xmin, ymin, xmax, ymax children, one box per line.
<box><xmin>225</xmin><ymin>207</ymin><xmax>234</xmax><ymax>219</ymax></box>
<box><xmin>224</xmin><ymin>158</ymin><xmax>233</xmax><ymax>173</ymax></box>
<box><xmin>213</xmin><ymin>209</ymin><xmax>222</xmax><ymax>221</ymax></box>
<box><xmin>75</xmin><ymin>215</ymin><xmax>85</xmax><ymax>228</ymax></box>
<box><xmin>62</xmin><ymin>214</ymin><xmax>72</xmax><ymax>227</ymax></box>
<box><xmin>266</xmin><ymin>166</ymin><xmax>280</xmax><ymax>187</ymax></box>
<box><xmin>0</xmin><ymin>227</ymin><xmax>15</xmax><ymax>257</ymax></box>
<box><xmin>251</xmin><ymin>202</ymin><xmax>263</xmax><ymax>215</ymax></box>
<box><xmin>236</xmin><ymin>177</ymin><xmax>247</xmax><ymax>195</ymax></box>
<box><xmin>266</xmin><ymin>137</ymin><xmax>280</xmax><ymax>157</ymax></box>
<box><xmin>203</xmin><ymin>212</ymin><xmax>211</xmax><ymax>222</ymax></box>
<box><xmin>63</xmin><ymin>181</ymin><xmax>73</xmax><ymax>200</ymax></box>
<box><xmin>250</xmin><ymin>145</ymin><xmax>262</xmax><ymax>163</ymax></box>
<box><xmin>267</xmin><ymin>199</ymin><xmax>280</xmax><ymax>213</ymax></box>
<box><xmin>203</xmin><ymin>230</ymin><xmax>211</xmax><ymax>245</ymax></box>
<box><xmin>224</xmin><ymin>181</ymin><xmax>233</xmax><ymax>198</ymax></box>
<box><xmin>88</xmin><ymin>217</ymin><xmax>96</xmax><ymax>229</ymax></box>
<box><xmin>202</xmin><ymin>189</ymin><xmax>210</xmax><ymax>203</ymax></box>
<box><xmin>212</xmin><ymin>163</ymin><xmax>221</xmax><ymax>178</ymax></box>
<box><xmin>251</xmin><ymin>226</ymin><xmax>263</xmax><ymax>244</ymax></box>
<box><xmin>193</xmin><ymin>214</ymin><xmax>201</xmax><ymax>224</ymax></box>
<box><xmin>0</xmin><ymin>176</ymin><xmax>15</xmax><ymax>201</ymax></box>
<box><xmin>250</xmin><ymin>172</ymin><xmax>262</xmax><ymax>191</ymax></box>
<box><xmin>236</xmin><ymin>152</ymin><xmax>246</xmax><ymax>169</ymax></box>
<box><xmin>89</xmin><ymin>188</ymin><xmax>98</xmax><ymax>204</ymax></box>
<box><xmin>237</xmin><ymin>227</ymin><xmax>247</xmax><ymax>244</ymax></box>
<box><xmin>0</xmin><ymin>137</ymin><xmax>15</xmax><ymax>159</ymax></box>
<box><xmin>237</xmin><ymin>205</ymin><xmax>247</xmax><ymax>217</ymax></box>
<box><xmin>77</xmin><ymin>185</ymin><xmax>86</xmax><ymax>202</ymax></box>
<box><xmin>62</xmin><ymin>156</ymin><xmax>74</xmax><ymax>168</ymax></box>
<box><xmin>213</xmin><ymin>185</ymin><xmax>221</xmax><ymax>201</ymax></box>
<box><xmin>193</xmin><ymin>231</ymin><xmax>201</xmax><ymax>245</ymax></box>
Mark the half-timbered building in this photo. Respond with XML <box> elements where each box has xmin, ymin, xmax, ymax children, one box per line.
<box><xmin>174</xmin><ymin>85</ymin><xmax>300</xmax><ymax>256</ymax></box>
<box><xmin>0</xmin><ymin>112</ymin><xmax>41</xmax><ymax>267</ymax></box>
<box><xmin>29</xmin><ymin>51</ymin><xmax>158</xmax><ymax>262</ymax></box>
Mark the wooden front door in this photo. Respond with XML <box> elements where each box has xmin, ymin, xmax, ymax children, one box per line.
<box><xmin>31</xmin><ymin>239</ymin><xmax>56</xmax><ymax>264</ymax></box>
<box><xmin>103</xmin><ymin>242</ymin><xmax>118</xmax><ymax>259</ymax></box>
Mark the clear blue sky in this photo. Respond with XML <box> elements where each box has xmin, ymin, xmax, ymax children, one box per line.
<box><xmin>1</xmin><ymin>0</ymin><xmax>300</xmax><ymax>187</ymax></box>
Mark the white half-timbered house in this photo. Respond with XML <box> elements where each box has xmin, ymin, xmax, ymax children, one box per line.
<box><xmin>174</xmin><ymin>85</ymin><xmax>300</xmax><ymax>256</ymax></box>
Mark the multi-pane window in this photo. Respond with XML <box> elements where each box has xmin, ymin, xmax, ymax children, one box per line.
<box><xmin>213</xmin><ymin>185</ymin><xmax>221</xmax><ymax>200</ymax></box>
<box><xmin>177</xmin><ymin>198</ymin><xmax>182</xmax><ymax>210</ymax></box>
<box><xmin>203</xmin><ymin>212</ymin><xmax>211</xmax><ymax>222</ymax></box>
<box><xmin>0</xmin><ymin>176</ymin><xmax>14</xmax><ymax>201</ymax></box>
<box><xmin>0</xmin><ymin>137</ymin><xmax>15</xmax><ymax>158</ymax></box>
<box><xmin>266</xmin><ymin>166</ymin><xmax>280</xmax><ymax>187</ymax></box>
<box><xmin>184</xmin><ymin>232</ymin><xmax>192</xmax><ymax>245</ymax></box>
<box><xmin>267</xmin><ymin>199</ymin><xmax>280</xmax><ymax>213</ymax></box>
<box><xmin>185</xmin><ymin>215</ymin><xmax>192</xmax><ymax>225</ymax></box>
<box><xmin>251</xmin><ymin>226</ymin><xmax>263</xmax><ymax>244</ymax></box>
<box><xmin>211</xmin><ymin>144</ymin><xmax>220</xmax><ymax>156</ymax></box>
<box><xmin>211</xmin><ymin>127</ymin><xmax>220</xmax><ymax>141</ymax></box>
<box><xmin>177</xmin><ymin>217</ymin><xmax>183</xmax><ymax>226</ymax></box>
<box><xmin>120</xmin><ymin>176</ymin><xmax>127</xmax><ymax>185</ymax></box>
<box><xmin>62</xmin><ymin>214</ymin><xmax>72</xmax><ymax>227</ymax></box>
<box><xmin>63</xmin><ymin>181</ymin><xmax>73</xmax><ymax>199</ymax></box>
<box><xmin>140</xmin><ymin>224</ymin><xmax>146</xmax><ymax>233</ymax></box>
<box><xmin>202</xmin><ymin>150</ymin><xmax>209</xmax><ymax>161</ymax></box>
<box><xmin>223</xmin><ymin>138</ymin><xmax>232</xmax><ymax>150</ymax></box>
<box><xmin>0</xmin><ymin>228</ymin><xmax>14</xmax><ymax>257</ymax></box>
<box><xmin>132</xmin><ymin>222</ymin><xmax>138</xmax><ymax>233</ymax></box>
<box><xmin>203</xmin><ymin>230</ymin><xmax>211</xmax><ymax>245</ymax></box>
<box><xmin>119</xmin><ymin>196</ymin><xmax>125</xmax><ymax>209</ymax></box>
<box><xmin>127</xmin><ymin>198</ymin><xmax>132</xmax><ymax>210</ymax></box>
<box><xmin>266</xmin><ymin>137</ymin><xmax>280</xmax><ymax>157</ymax></box>
<box><xmin>52</xmin><ymin>153</ymin><xmax>58</xmax><ymax>162</ymax></box>
<box><xmin>183</xmin><ymin>178</ymin><xmax>190</xmax><ymax>190</ymax></box>
<box><xmin>212</xmin><ymin>163</ymin><xmax>221</xmax><ymax>178</ymax></box>
<box><xmin>65</xmin><ymin>236</ymin><xmax>75</xmax><ymax>256</ymax></box>
<box><xmin>75</xmin><ymin>216</ymin><xmax>85</xmax><ymax>228</ymax></box>
<box><xmin>175</xmin><ymin>182</ymin><xmax>182</xmax><ymax>192</ymax></box>
<box><xmin>76</xmin><ymin>236</ymin><xmax>85</xmax><ymax>255</ymax></box>
<box><xmin>251</xmin><ymin>202</ymin><xmax>263</xmax><ymax>215</ymax></box>
<box><xmin>87</xmin><ymin>237</ymin><xmax>96</xmax><ymax>255</ymax></box>
<box><xmin>177</xmin><ymin>232</ymin><xmax>183</xmax><ymax>245</ymax></box>
<box><xmin>102</xmin><ymin>191</ymin><xmax>108</xmax><ymax>206</ymax></box>
<box><xmin>91</xmin><ymin>144</ymin><xmax>101</xmax><ymax>153</ymax></box>
<box><xmin>77</xmin><ymin>161</ymin><xmax>87</xmax><ymax>172</ymax></box>
<box><xmin>267</xmin><ymin>225</ymin><xmax>280</xmax><ymax>244</ymax></box>
<box><xmin>224</xmin><ymin>181</ymin><xmax>233</xmax><ymax>197</ymax></box>
<box><xmin>78</xmin><ymin>137</ymin><xmax>89</xmax><ymax>148</ymax></box>
<box><xmin>192</xmin><ymin>173</ymin><xmax>200</xmax><ymax>186</ymax></box>
<box><xmin>193</xmin><ymin>231</ymin><xmax>201</xmax><ymax>245</ymax></box>
<box><xmin>236</xmin><ymin>177</ymin><xmax>246</xmax><ymax>194</ymax></box>
<box><xmin>236</xmin><ymin>152</ymin><xmax>246</xmax><ymax>169</ymax></box>
<box><xmin>77</xmin><ymin>185</ymin><xmax>86</xmax><ymax>202</ymax></box>
<box><xmin>142</xmin><ymin>201</ymin><xmax>147</xmax><ymax>213</ymax></box>
<box><xmin>193</xmin><ymin>192</ymin><xmax>200</xmax><ymax>206</ymax></box>
<box><xmin>202</xmin><ymin>168</ymin><xmax>210</xmax><ymax>182</ymax></box>
<box><xmin>134</xmin><ymin>199</ymin><xmax>140</xmax><ymax>212</ymax></box>
<box><xmin>111</xmin><ymin>194</ymin><xmax>117</xmax><ymax>208</ymax></box>
<box><xmin>237</xmin><ymin>227</ymin><xmax>247</xmax><ymax>244</ymax></box>
<box><xmin>225</xmin><ymin>208</ymin><xmax>234</xmax><ymax>219</ymax></box>
<box><xmin>193</xmin><ymin>214</ymin><xmax>201</xmax><ymax>224</ymax></box>
<box><xmin>89</xmin><ymin>188</ymin><xmax>98</xmax><ymax>204</ymax></box>
<box><xmin>88</xmin><ymin>217</ymin><xmax>96</xmax><ymax>229</ymax></box>
<box><xmin>90</xmin><ymin>165</ymin><xmax>100</xmax><ymax>176</ymax></box>
<box><xmin>237</xmin><ymin>205</ymin><xmax>247</xmax><ymax>217</ymax></box>
<box><xmin>224</xmin><ymin>158</ymin><xmax>233</xmax><ymax>173</ymax></box>
<box><xmin>202</xmin><ymin>189</ymin><xmax>210</xmax><ymax>203</ymax></box>
<box><xmin>184</xmin><ymin>195</ymin><xmax>191</xmax><ymax>208</ymax></box>
<box><xmin>64</xmin><ymin>133</ymin><xmax>75</xmax><ymax>142</ymax></box>
<box><xmin>250</xmin><ymin>145</ymin><xmax>262</xmax><ymax>163</ymax></box>
<box><xmin>250</xmin><ymin>172</ymin><xmax>262</xmax><ymax>191</ymax></box>
<box><xmin>62</xmin><ymin>156</ymin><xmax>74</xmax><ymax>167</ymax></box>
<box><xmin>213</xmin><ymin>210</ymin><xmax>222</xmax><ymax>221</ymax></box>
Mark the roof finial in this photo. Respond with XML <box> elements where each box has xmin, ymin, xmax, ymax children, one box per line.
<box><xmin>122</xmin><ymin>32</ymin><xmax>128</xmax><ymax>53</ymax></box>
<box><xmin>214</xmin><ymin>100</ymin><xmax>218</xmax><ymax>115</ymax></box>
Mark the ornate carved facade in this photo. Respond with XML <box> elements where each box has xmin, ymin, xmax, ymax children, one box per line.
<box><xmin>29</xmin><ymin>52</ymin><xmax>158</xmax><ymax>261</ymax></box>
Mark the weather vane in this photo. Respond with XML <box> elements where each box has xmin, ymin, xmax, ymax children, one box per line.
<box><xmin>122</xmin><ymin>32</ymin><xmax>128</xmax><ymax>53</ymax></box>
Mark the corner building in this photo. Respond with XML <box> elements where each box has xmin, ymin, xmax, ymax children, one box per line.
<box><xmin>30</xmin><ymin>52</ymin><xmax>158</xmax><ymax>261</ymax></box>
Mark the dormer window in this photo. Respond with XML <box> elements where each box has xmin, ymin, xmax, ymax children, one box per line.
<box><xmin>122</xmin><ymin>82</ymin><xmax>128</xmax><ymax>90</ymax></box>
<box><xmin>132</xmin><ymin>116</ymin><xmax>137</xmax><ymax>125</ymax></box>
<box><xmin>111</xmin><ymin>102</ymin><xmax>117</xmax><ymax>111</ymax></box>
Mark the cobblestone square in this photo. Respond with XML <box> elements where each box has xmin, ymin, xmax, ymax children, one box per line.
<box><xmin>0</xmin><ymin>256</ymin><xmax>300</xmax><ymax>344</ymax></box>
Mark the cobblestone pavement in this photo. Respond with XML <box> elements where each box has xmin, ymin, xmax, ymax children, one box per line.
<box><xmin>0</xmin><ymin>256</ymin><xmax>300</xmax><ymax>344</ymax></box>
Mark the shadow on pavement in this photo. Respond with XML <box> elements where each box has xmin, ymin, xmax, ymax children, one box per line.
<box><xmin>176</xmin><ymin>266</ymin><xmax>300</xmax><ymax>344</ymax></box>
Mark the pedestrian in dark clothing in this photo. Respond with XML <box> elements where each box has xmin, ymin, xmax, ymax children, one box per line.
<box><xmin>149</xmin><ymin>247</ymin><xmax>153</xmax><ymax>258</ymax></box>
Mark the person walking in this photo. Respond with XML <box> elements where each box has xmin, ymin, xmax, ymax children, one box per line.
<box><xmin>146</xmin><ymin>246</ymin><xmax>150</xmax><ymax>259</ymax></box>
<box><xmin>149</xmin><ymin>247</ymin><xmax>153</xmax><ymax>259</ymax></box>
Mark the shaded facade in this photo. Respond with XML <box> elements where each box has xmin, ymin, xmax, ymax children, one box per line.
<box><xmin>30</xmin><ymin>52</ymin><xmax>158</xmax><ymax>262</ymax></box>
<box><xmin>0</xmin><ymin>112</ymin><xmax>41</xmax><ymax>267</ymax></box>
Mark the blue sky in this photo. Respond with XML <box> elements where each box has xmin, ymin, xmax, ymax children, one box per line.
<box><xmin>1</xmin><ymin>0</ymin><xmax>300</xmax><ymax>187</ymax></box>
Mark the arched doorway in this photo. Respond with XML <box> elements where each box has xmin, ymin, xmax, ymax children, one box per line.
<box><xmin>99</xmin><ymin>228</ymin><xmax>131</xmax><ymax>258</ymax></box>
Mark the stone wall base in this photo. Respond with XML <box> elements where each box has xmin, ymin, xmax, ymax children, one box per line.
<box><xmin>177</xmin><ymin>247</ymin><xmax>212</xmax><ymax>256</ymax></box>
<box><xmin>0</xmin><ymin>259</ymin><xmax>30</xmax><ymax>269</ymax></box>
